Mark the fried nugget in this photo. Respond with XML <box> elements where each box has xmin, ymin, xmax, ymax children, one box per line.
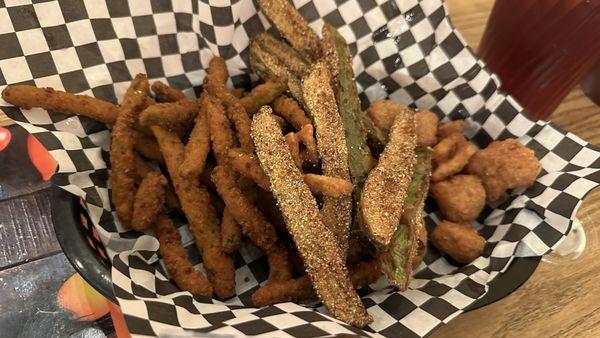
<box><xmin>431</xmin><ymin>134</ymin><xmax>476</xmax><ymax>182</ymax></box>
<box><xmin>227</xmin><ymin>148</ymin><xmax>270</xmax><ymax>191</ymax></box>
<box><xmin>220</xmin><ymin>208</ymin><xmax>242</xmax><ymax>254</ymax></box>
<box><xmin>139</xmin><ymin>99</ymin><xmax>199</xmax><ymax>131</ymax></box>
<box><xmin>430</xmin><ymin>220</ymin><xmax>485</xmax><ymax>264</ymax></box>
<box><xmin>135</xmin><ymin>135</ymin><xmax>165</xmax><ymax>164</ymax></box>
<box><xmin>466</xmin><ymin>139</ymin><xmax>541</xmax><ymax>202</ymax></box>
<box><xmin>2</xmin><ymin>85</ymin><xmax>119</xmax><ymax>125</ymax></box>
<box><xmin>212</xmin><ymin>166</ymin><xmax>292</xmax><ymax>282</ymax></box>
<box><xmin>151</xmin><ymin>81</ymin><xmax>186</xmax><ymax>102</ymax></box>
<box><xmin>252</xmin><ymin>258</ymin><xmax>381</xmax><ymax>307</ymax></box>
<box><xmin>430</xmin><ymin>175</ymin><xmax>486</xmax><ymax>222</ymax></box>
<box><xmin>251</xmin><ymin>108</ymin><xmax>371</xmax><ymax>327</ymax></box>
<box><xmin>154</xmin><ymin>213</ymin><xmax>213</xmax><ymax>297</ymax></box>
<box><xmin>302</xmin><ymin>62</ymin><xmax>353</xmax><ymax>257</ymax></box>
<box><xmin>131</xmin><ymin>171</ymin><xmax>167</xmax><ymax>231</ymax></box>
<box><xmin>271</xmin><ymin>95</ymin><xmax>311</xmax><ymax>131</ymax></box>
<box><xmin>256</xmin><ymin>0</ymin><xmax>322</xmax><ymax>62</ymax></box>
<box><xmin>437</xmin><ymin>120</ymin><xmax>465</xmax><ymax>140</ymax></box>
<box><xmin>180</xmin><ymin>99</ymin><xmax>211</xmax><ymax>180</ymax></box>
<box><xmin>366</xmin><ymin>99</ymin><xmax>411</xmax><ymax>134</ymax></box>
<box><xmin>239</xmin><ymin>80</ymin><xmax>286</xmax><ymax>116</ymax></box>
<box><xmin>416</xmin><ymin>111</ymin><xmax>438</xmax><ymax>147</ymax></box>
<box><xmin>361</xmin><ymin>111</ymin><xmax>417</xmax><ymax>247</ymax></box>
<box><xmin>110</xmin><ymin>74</ymin><xmax>148</xmax><ymax>226</ymax></box>
<box><xmin>151</xmin><ymin>125</ymin><xmax>235</xmax><ymax>299</ymax></box>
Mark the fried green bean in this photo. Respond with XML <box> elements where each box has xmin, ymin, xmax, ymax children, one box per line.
<box><xmin>220</xmin><ymin>208</ymin><xmax>242</xmax><ymax>254</ymax></box>
<box><xmin>239</xmin><ymin>80</ymin><xmax>286</xmax><ymax>116</ymax></box>
<box><xmin>133</xmin><ymin>154</ymin><xmax>180</xmax><ymax>210</ymax></box>
<box><xmin>131</xmin><ymin>171</ymin><xmax>167</xmax><ymax>231</ymax></box>
<box><xmin>110</xmin><ymin>74</ymin><xmax>148</xmax><ymax>227</ymax></box>
<box><xmin>151</xmin><ymin>81</ymin><xmax>186</xmax><ymax>102</ymax></box>
<box><xmin>139</xmin><ymin>99</ymin><xmax>199</xmax><ymax>131</ymax></box>
<box><xmin>206</xmin><ymin>96</ymin><xmax>235</xmax><ymax>164</ymax></box>
<box><xmin>271</xmin><ymin>95</ymin><xmax>311</xmax><ymax>131</ymax></box>
<box><xmin>180</xmin><ymin>98</ymin><xmax>211</xmax><ymax>180</ymax></box>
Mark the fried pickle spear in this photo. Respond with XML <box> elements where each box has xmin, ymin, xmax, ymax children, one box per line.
<box><xmin>379</xmin><ymin>148</ymin><xmax>431</xmax><ymax>289</ymax></box>
<box><xmin>2</xmin><ymin>85</ymin><xmax>119</xmax><ymax>125</ymax></box>
<box><xmin>251</xmin><ymin>108</ymin><xmax>371</xmax><ymax>327</ymax></box>
<box><xmin>151</xmin><ymin>81</ymin><xmax>186</xmax><ymax>102</ymax></box>
<box><xmin>361</xmin><ymin>111</ymin><xmax>417</xmax><ymax>247</ymax></box>
<box><xmin>212</xmin><ymin>166</ymin><xmax>292</xmax><ymax>282</ymax></box>
<box><xmin>134</xmin><ymin>135</ymin><xmax>164</xmax><ymax>164</ymax></box>
<box><xmin>139</xmin><ymin>99</ymin><xmax>199</xmax><ymax>131</ymax></box>
<box><xmin>252</xmin><ymin>33</ymin><xmax>309</xmax><ymax>78</ymax></box>
<box><xmin>252</xmin><ymin>258</ymin><xmax>381</xmax><ymax>307</ymax></box>
<box><xmin>271</xmin><ymin>95</ymin><xmax>311</xmax><ymax>130</ymax></box>
<box><xmin>133</xmin><ymin>154</ymin><xmax>180</xmax><ymax>210</ymax></box>
<box><xmin>220</xmin><ymin>208</ymin><xmax>242</xmax><ymax>254</ymax></box>
<box><xmin>131</xmin><ymin>171</ymin><xmax>167</xmax><ymax>231</ymax></box>
<box><xmin>154</xmin><ymin>213</ymin><xmax>213</xmax><ymax>297</ymax></box>
<box><xmin>249</xmin><ymin>39</ymin><xmax>304</xmax><ymax>104</ymax></box>
<box><xmin>256</xmin><ymin>0</ymin><xmax>322</xmax><ymax>62</ymax></box>
<box><xmin>151</xmin><ymin>125</ymin><xmax>235</xmax><ymax>299</ymax></box>
<box><xmin>180</xmin><ymin>99</ymin><xmax>211</xmax><ymax>180</ymax></box>
<box><xmin>110</xmin><ymin>74</ymin><xmax>148</xmax><ymax>227</ymax></box>
<box><xmin>302</xmin><ymin>62</ymin><xmax>353</xmax><ymax>256</ymax></box>
<box><xmin>239</xmin><ymin>80</ymin><xmax>286</xmax><ymax>116</ymax></box>
<box><xmin>430</xmin><ymin>220</ymin><xmax>485</xmax><ymax>264</ymax></box>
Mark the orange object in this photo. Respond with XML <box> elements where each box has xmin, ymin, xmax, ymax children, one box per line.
<box><xmin>57</xmin><ymin>273</ymin><xmax>110</xmax><ymax>321</ymax></box>
<box><xmin>0</xmin><ymin>126</ymin><xmax>11</xmax><ymax>152</ymax></box>
<box><xmin>27</xmin><ymin>134</ymin><xmax>57</xmax><ymax>180</ymax></box>
<box><xmin>108</xmin><ymin>301</ymin><xmax>132</xmax><ymax>338</ymax></box>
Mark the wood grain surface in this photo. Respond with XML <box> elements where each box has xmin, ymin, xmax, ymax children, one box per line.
<box><xmin>433</xmin><ymin>1</ymin><xmax>600</xmax><ymax>337</ymax></box>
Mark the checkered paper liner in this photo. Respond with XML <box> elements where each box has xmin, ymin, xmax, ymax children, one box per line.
<box><xmin>1</xmin><ymin>0</ymin><xmax>599</xmax><ymax>336</ymax></box>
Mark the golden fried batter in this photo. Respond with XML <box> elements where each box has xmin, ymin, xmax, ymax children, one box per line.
<box><xmin>135</xmin><ymin>135</ymin><xmax>165</xmax><ymax>164</ymax></box>
<box><xmin>151</xmin><ymin>81</ymin><xmax>186</xmax><ymax>102</ymax></box>
<box><xmin>303</xmin><ymin>174</ymin><xmax>353</xmax><ymax>197</ymax></box>
<box><xmin>431</xmin><ymin>134</ymin><xmax>476</xmax><ymax>182</ymax></box>
<box><xmin>111</xmin><ymin>74</ymin><xmax>148</xmax><ymax>227</ymax></box>
<box><xmin>431</xmin><ymin>175</ymin><xmax>486</xmax><ymax>222</ymax></box>
<box><xmin>437</xmin><ymin>120</ymin><xmax>465</xmax><ymax>140</ymax></box>
<box><xmin>251</xmin><ymin>108</ymin><xmax>371</xmax><ymax>327</ymax></box>
<box><xmin>366</xmin><ymin>99</ymin><xmax>412</xmax><ymax>134</ymax></box>
<box><xmin>220</xmin><ymin>208</ymin><xmax>242</xmax><ymax>254</ymax></box>
<box><xmin>240</xmin><ymin>80</ymin><xmax>286</xmax><ymax>116</ymax></box>
<box><xmin>180</xmin><ymin>99</ymin><xmax>211</xmax><ymax>180</ymax></box>
<box><xmin>206</xmin><ymin>96</ymin><xmax>235</xmax><ymax>165</ymax></box>
<box><xmin>430</xmin><ymin>220</ymin><xmax>485</xmax><ymax>264</ymax></box>
<box><xmin>416</xmin><ymin>110</ymin><xmax>438</xmax><ymax>147</ymax></box>
<box><xmin>154</xmin><ymin>213</ymin><xmax>213</xmax><ymax>297</ymax></box>
<box><xmin>139</xmin><ymin>99</ymin><xmax>199</xmax><ymax>131</ymax></box>
<box><xmin>131</xmin><ymin>171</ymin><xmax>167</xmax><ymax>231</ymax></box>
<box><xmin>227</xmin><ymin>148</ymin><xmax>271</xmax><ymax>191</ymax></box>
<box><xmin>212</xmin><ymin>166</ymin><xmax>292</xmax><ymax>282</ymax></box>
<box><xmin>466</xmin><ymin>139</ymin><xmax>541</xmax><ymax>202</ymax></box>
<box><xmin>271</xmin><ymin>95</ymin><xmax>312</xmax><ymax>131</ymax></box>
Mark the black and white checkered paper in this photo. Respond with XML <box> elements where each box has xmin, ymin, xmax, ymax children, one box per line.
<box><xmin>2</xmin><ymin>1</ymin><xmax>599</xmax><ymax>337</ymax></box>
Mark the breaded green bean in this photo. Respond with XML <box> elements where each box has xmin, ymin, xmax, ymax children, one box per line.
<box><xmin>302</xmin><ymin>62</ymin><xmax>352</xmax><ymax>257</ymax></box>
<box><xmin>361</xmin><ymin>111</ymin><xmax>417</xmax><ymax>248</ymax></box>
<box><xmin>139</xmin><ymin>99</ymin><xmax>199</xmax><ymax>131</ymax></box>
<box><xmin>151</xmin><ymin>125</ymin><xmax>235</xmax><ymax>299</ymax></box>
<box><xmin>303</xmin><ymin>174</ymin><xmax>353</xmax><ymax>197</ymax></box>
<box><xmin>203</xmin><ymin>56</ymin><xmax>228</xmax><ymax>99</ymax></box>
<box><xmin>253</xmin><ymin>33</ymin><xmax>309</xmax><ymax>78</ymax></box>
<box><xmin>227</xmin><ymin>148</ymin><xmax>271</xmax><ymax>191</ymax></box>
<box><xmin>133</xmin><ymin>154</ymin><xmax>180</xmax><ymax>210</ymax></box>
<box><xmin>111</xmin><ymin>74</ymin><xmax>148</xmax><ymax>227</ymax></box>
<box><xmin>206</xmin><ymin>96</ymin><xmax>235</xmax><ymax>164</ymax></box>
<box><xmin>135</xmin><ymin>134</ymin><xmax>165</xmax><ymax>164</ymax></box>
<box><xmin>296</xmin><ymin>124</ymin><xmax>319</xmax><ymax>166</ymax></box>
<box><xmin>220</xmin><ymin>208</ymin><xmax>242</xmax><ymax>254</ymax></box>
<box><xmin>2</xmin><ymin>85</ymin><xmax>119</xmax><ymax>125</ymax></box>
<box><xmin>256</xmin><ymin>0</ymin><xmax>322</xmax><ymax>62</ymax></box>
<box><xmin>251</xmin><ymin>108</ymin><xmax>371</xmax><ymax>327</ymax></box>
<box><xmin>151</xmin><ymin>81</ymin><xmax>186</xmax><ymax>102</ymax></box>
<box><xmin>222</xmin><ymin>93</ymin><xmax>254</xmax><ymax>153</ymax></box>
<box><xmin>239</xmin><ymin>80</ymin><xmax>286</xmax><ymax>116</ymax></box>
<box><xmin>180</xmin><ymin>98</ymin><xmax>211</xmax><ymax>180</ymax></box>
<box><xmin>271</xmin><ymin>95</ymin><xmax>311</xmax><ymax>131</ymax></box>
<box><xmin>131</xmin><ymin>171</ymin><xmax>167</xmax><ymax>231</ymax></box>
<box><xmin>252</xmin><ymin>258</ymin><xmax>381</xmax><ymax>307</ymax></box>
<box><xmin>212</xmin><ymin>166</ymin><xmax>292</xmax><ymax>282</ymax></box>
<box><xmin>154</xmin><ymin>213</ymin><xmax>213</xmax><ymax>297</ymax></box>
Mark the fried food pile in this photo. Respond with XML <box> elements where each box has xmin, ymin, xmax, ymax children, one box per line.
<box><xmin>0</xmin><ymin>0</ymin><xmax>543</xmax><ymax>327</ymax></box>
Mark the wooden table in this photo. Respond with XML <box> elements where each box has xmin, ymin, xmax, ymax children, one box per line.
<box><xmin>432</xmin><ymin>1</ymin><xmax>600</xmax><ymax>337</ymax></box>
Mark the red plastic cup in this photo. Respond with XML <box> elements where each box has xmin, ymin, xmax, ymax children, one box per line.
<box><xmin>478</xmin><ymin>0</ymin><xmax>600</xmax><ymax>119</ymax></box>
